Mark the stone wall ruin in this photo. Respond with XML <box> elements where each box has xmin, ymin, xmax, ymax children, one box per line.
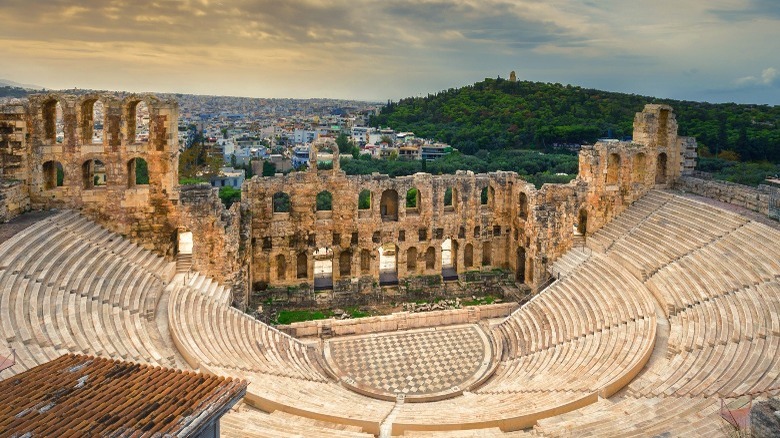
<box><xmin>0</xmin><ymin>97</ymin><xmax>696</xmax><ymax>303</ymax></box>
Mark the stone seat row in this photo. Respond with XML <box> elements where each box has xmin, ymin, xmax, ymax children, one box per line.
<box><xmin>220</xmin><ymin>405</ymin><xmax>374</xmax><ymax>438</ymax></box>
<box><xmin>647</xmin><ymin>221</ymin><xmax>780</xmax><ymax>316</ymax></box>
<box><xmin>586</xmin><ymin>190</ymin><xmax>673</xmax><ymax>252</ymax></box>
<box><xmin>186</xmin><ymin>272</ymin><xmax>232</xmax><ymax>305</ymax></box>
<box><xmin>481</xmin><ymin>317</ymin><xmax>655</xmax><ymax>394</ymax></box>
<box><xmin>168</xmin><ymin>285</ymin><xmax>329</xmax><ymax>382</ymax></box>
<box><xmin>606</xmin><ymin>195</ymin><xmax>748</xmax><ymax>279</ymax></box>
<box><xmin>533</xmin><ymin>396</ymin><xmax>724</xmax><ymax>437</ymax></box>
<box><xmin>549</xmin><ymin>247</ymin><xmax>590</xmax><ymax>279</ymax></box>
<box><xmin>628</xmin><ymin>284</ymin><xmax>780</xmax><ymax>399</ymax></box>
<box><xmin>496</xmin><ymin>254</ymin><xmax>654</xmax><ymax>358</ymax></box>
<box><xmin>211</xmin><ymin>366</ymin><xmax>396</xmax><ymax>435</ymax></box>
<box><xmin>0</xmin><ymin>211</ymin><xmax>176</xmax><ymax>379</ymax></box>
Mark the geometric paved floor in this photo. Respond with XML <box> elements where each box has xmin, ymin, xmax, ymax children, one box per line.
<box><xmin>325</xmin><ymin>325</ymin><xmax>492</xmax><ymax>401</ymax></box>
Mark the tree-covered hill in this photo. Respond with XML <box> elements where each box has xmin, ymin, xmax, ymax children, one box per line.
<box><xmin>370</xmin><ymin>78</ymin><xmax>780</xmax><ymax>163</ymax></box>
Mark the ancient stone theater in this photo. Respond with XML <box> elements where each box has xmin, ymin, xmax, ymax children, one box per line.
<box><xmin>0</xmin><ymin>93</ymin><xmax>778</xmax><ymax>436</ymax></box>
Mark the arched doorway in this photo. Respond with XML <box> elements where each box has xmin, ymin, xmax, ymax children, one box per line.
<box><xmin>656</xmin><ymin>153</ymin><xmax>668</xmax><ymax>184</ymax></box>
<box><xmin>441</xmin><ymin>238</ymin><xmax>457</xmax><ymax>280</ymax></box>
<box><xmin>516</xmin><ymin>247</ymin><xmax>526</xmax><ymax>283</ymax></box>
<box><xmin>313</xmin><ymin>247</ymin><xmax>333</xmax><ymax>290</ymax></box>
<box><xmin>576</xmin><ymin>208</ymin><xmax>588</xmax><ymax>235</ymax></box>
<box><xmin>379</xmin><ymin>243</ymin><xmax>398</xmax><ymax>285</ymax></box>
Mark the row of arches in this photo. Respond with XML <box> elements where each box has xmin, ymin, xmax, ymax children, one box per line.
<box><xmin>606</xmin><ymin>152</ymin><xmax>668</xmax><ymax>186</ymax></box>
<box><xmin>40</xmin><ymin>98</ymin><xmax>151</xmax><ymax>146</ymax></box>
<box><xmin>41</xmin><ymin>158</ymin><xmax>149</xmax><ymax>190</ymax></box>
<box><xmin>273</xmin><ymin>239</ymin><xmax>496</xmax><ymax>286</ymax></box>
<box><xmin>272</xmin><ymin>187</ymin><xmax>531</xmax><ymax>220</ymax></box>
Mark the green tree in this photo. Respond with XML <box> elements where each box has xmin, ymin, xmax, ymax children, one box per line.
<box><xmin>219</xmin><ymin>186</ymin><xmax>241</xmax><ymax>208</ymax></box>
<box><xmin>316</xmin><ymin>191</ymin><xmax>332</xmax><ymax>210</ymax></box>
<box><xmin>262</xmin><ymin>160</ymin><xmax>276</xmax><ymax>176</ymax></box>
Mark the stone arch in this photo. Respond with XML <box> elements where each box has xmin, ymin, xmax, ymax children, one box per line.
<box><xmin>606</xmin><ymin>152</ymin><xmax>621</xmax><ymax>185</ymax></box>
<box><xmin>313</xmin><ymin>247</ymin><xmax>333</xmax><ymax>289</ymax></box>
<box><xmin>127</xmin><ymin>158</ymin><xmax>149</xmax><ymax>187</ymax></box>
<box><xmin>309</xmin><ymin>138</ymin><xmax>340</xmax><ymax>172</ymax></box>
<box><xmin>516</xmin><ymin>247</ymin><xmax>526</xmax><ymax>283</ymax></box>
<box><xmin>273</xmin><ymin>192</ymin><xmax>291</xmax><ymax>213</ymax></box>
<box><xmin>41</xmin><ymin>98</ymin><xmax>66</xmax><ymax>144</ymax></box>
<box><xmin>339</xmin><ymin>250</ymin><xmax>352</xmax><ymax>277</ymax></box>
<box><xmin>482</xmin><ymin>241</ymin><xmax>492</xmax><ymax>266</ymax></box>
<box><xmin>82</xmin><ymin>159</ymin><xmax>106</xmax><ymax>189</ymax></box>
<box><xmin>480</xmin><ymin>186</ymin><xmax>489</xmax><ymax>205</ymax></box>
<box><xmin>441</xmin><ymin>238</ymin><xmax>453</xmax><ymax>268</ymax></box>
<box><xmin>406</xmin><ymin>247</ymin><xmax>418</xmax><ymax>272</ymax></box>
<box><xmin>464</xmin><ymin>243</ymin><xmax>474</xmax><ymax>268</ymax></box>
<box><xmin>632</xmin><ymin>152</ymin><xmax>647</xmax><ymax>183</ymax></box>
<box><xmin>380</xmin><ymin>189</ymin><xmax>399</xmax><ymax>221</ymax></box>
<box><xmin>518</xmin><ymin>192</ymin><xmax>529</xmax><ymax>219</ymax></box>
<box><xmin>379</xmin><ymin>243</ymin><xmax>398</xmax><ymax>285</ymax></box>
<box><xmin>316</xmin><ymin>191</ymin><xmax>332</xmax><ymax>211</ymax></box>
<box><xmin>425</xmin><ymin>246</ymin><xmax>436</xmax><ymax>270</ymax></box>
<box><xmin>577</xmin><ymin>208</ymin><xmax>588</xmax><ymax>235</ymax></box>
<box><xmin>358</xmin><ymin>189</ymin><xmax>371</xmax><ymax>210</ymax></box>
<box><xmin>296</xmin><ymin>252</ymin><xmax>308</xmax><ymax>279</ymax></box>
<box><xmin>656</xmin><ymin>152</ymin><xmax>668</xmax><ymax>184</ymax></box>
<box><xmin>42</xmin><ymin>161</ymin><xmax>64</xmax><ymax>190</ymax></box>
<box><xmin>474</xmin><ymin>226</ymin><xmax>480</xmax><ymax>238</ymax></box>
<box><xmin>275</xmin><ymin>254</ymin><xmax>287</xmax><ymax>281</ymax></box>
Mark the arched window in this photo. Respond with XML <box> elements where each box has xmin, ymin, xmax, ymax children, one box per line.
<box><xmin>358</xmin><ymin>189</ymin><xmax>371</xmax><ymax>210</ymax></box>
<box><xmin>380</xmin><ymin>189</ymin><xmax>399</xmax><ymax>221</ymax></box>
<box><xmin>443</xmin><ymin>187</ymin><xmax>456</xmax><ymax>211</ymax></box>
<box><xmin>339</xmin><ymin>250</ymin><xmax>352</xmax><ymax>276</ymax></box>
<box><xmin>480</xmin><ymin>187</ymin><xmax>489</xmax><ymax>205</ymax></box>
<box><xmin>273</xmin><ymin>192</ymin><xmax>291</xmax><ymax>213</ymax></box>
<box><xmin>127</xmin><ymin>101</ymin><xmax>150</xmax><ymax>144</ymax></box>
<box><xmin>425</xmin><ymin>247</ymin><xmax>436</xmax><ymax>269</ymax></box>
<box><xmin>82</xmin><ymin>159</ymin><xmax>106</xmax><ymax>189</ymax></box>
<box><xmin>406</xmin><ymin>187</ymin><xmax>419</xmax><ymax>214</ymax></box>
<box><xmin>316</xmin><ymin>191</ymin><xmax>332</xmax><ymax>211</ymax></box>
<box><xmin>464</xmin><ymin>243</ymin><xmax>474</xmax><ymax>268</ymax></box>
<box><xmin>606</xmin><ymin>153</ymin><xmax>621</xmax><ymax>185</ymax></box>
<box><xmin>474</xmin><ymin>226</ymin><xmax>480</xmax><ymax>238</ymax></box>
<box><xmin>656</xmin><ymin>153</ymin><xmax>668</xmax><ymax>184</ymax></box>
<box><xmin>276</xmin><ymin>254</ymin><xmax>287</xmax><ymax>281</ymax></box>
<box><xmin>482</xmin><ymin>242</ymin><xmax>492</xmax><ymax>266</ymax></box>
<box><xmin>406</xmin><ymin>247</ymin><xmax>418</xmax><ymax>272</ymax></box>
<box><xmin>518</xmin><ymin>192</ymin><xmax>528</xmax><ymax>219</ymax></box>
<box><xmin>441</xmin><ymin>238</ymin><xmax>453</xmax><ymax>268</ymax></box>
<box><xmin>127</xmin><ymin>158</ymin><xmax>149</xmax><ymax>188</ymax></box>
<box><xmin>632</xmin><ymin>153</ymin><xmax>646</xmax><ymax>183</ymax></box>
<box><xmin>296</xmin><ymin>252</ymin><xmax>307</xmax><ymax>279</ymax></box>
<box><xmin>42</xmin><ymin>161</ymin><xmax>64</xmax><ymax>190</ymax></box>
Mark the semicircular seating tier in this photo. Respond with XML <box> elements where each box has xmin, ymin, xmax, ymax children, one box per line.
<box><xmin>1</xmin><ymin>189</ymin><xmax>779</xmax><ymax>436</ymax></box>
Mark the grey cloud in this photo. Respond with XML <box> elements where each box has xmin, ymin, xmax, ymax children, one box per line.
<box><xmin>710</xmin><ymin>0</ymin><xmax>780</xmax><ymax>21</ymax></box>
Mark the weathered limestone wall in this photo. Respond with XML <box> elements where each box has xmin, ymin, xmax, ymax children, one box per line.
<box><xmin>278</xmin><ymin>302</ymin><xmax>518</xmax><ymax>338</ymax></box>
<box><xmin>23</xmin><ymin>93</ymin><xmax>181</xmax><ymax>256</ymax></box>
<box><xmin>0</xmin><ymin>103</ymin><xmax>29</xmax><ymax>222</ymax></box>
<box><xmin>243</xmin><ymin>166</ymin><xmax>531</xmax><ymax>287</ymax></box>
<box><xmin>179</xmin><ymin>184</ymin><xmax>245</xmax><ymax>300</ymax></box>
<box><xmin>0</xmin><ymin>180</ymin><xmax>28</xmax><ymax>222</ymax></box>
<box><xmin>675</xmin><ymin>174</ymin><xmax>780</xmax><ymax>220</ymax></box>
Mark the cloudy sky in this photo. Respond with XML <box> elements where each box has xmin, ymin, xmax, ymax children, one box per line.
<box><xmin>0</xmin><ymin>0</ymin><xmax>778</xmax><ymax>104</ymax></box>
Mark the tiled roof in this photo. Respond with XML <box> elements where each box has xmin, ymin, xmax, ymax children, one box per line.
<box><xmin>0</xmin><ymin>354</ymin><xmax>247</xmax><ymax>437</ymax></box>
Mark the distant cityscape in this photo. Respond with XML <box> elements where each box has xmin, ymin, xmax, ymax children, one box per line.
<box><xmin>1</xmin><ymin>88</ymin><xmax>456</xmax><ymax>189</ymax></box>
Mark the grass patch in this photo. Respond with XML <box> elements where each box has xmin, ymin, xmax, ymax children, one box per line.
<box><xmin>274</xmin><ymin>309</ymin><xmax>333</xmax><ymax>325</ymax></box>
<box><xmin>346</xmin><ymin>306</ymin><xmax>370</xmax><ymax>318</ymax></box>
